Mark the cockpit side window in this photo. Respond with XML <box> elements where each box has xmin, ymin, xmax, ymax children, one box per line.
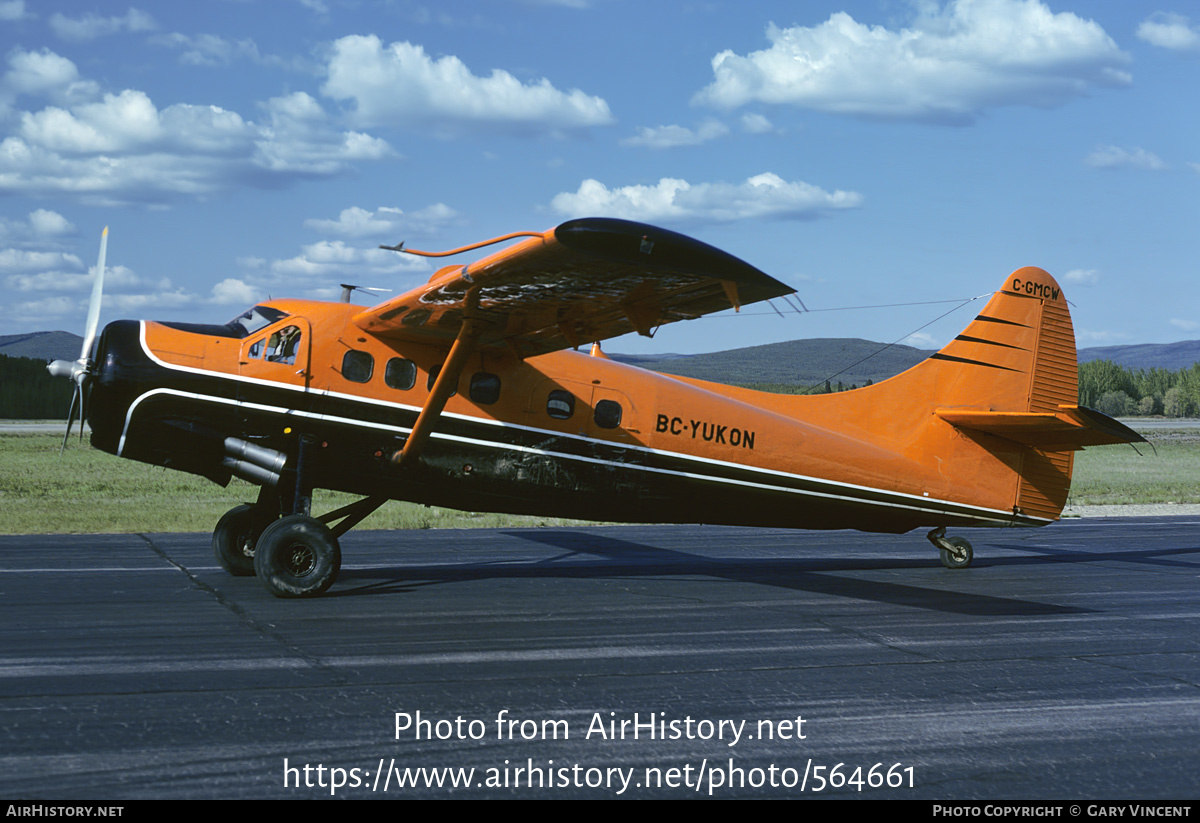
<box><xmin>247</xmin><ymin>325</ymin><xmax>301</xmax><ymax>365</ymax></box>
<box><xmin>265</xmin><ymin>326</ymin><xmax>301</xmax><ymax>365</ymax></box>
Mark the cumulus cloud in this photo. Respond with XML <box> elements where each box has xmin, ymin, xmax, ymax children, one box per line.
<box><xmin>270</xmin><ymin>240</ymin><xmax>429</xmax><ymax>281</ymax></box>
<box><xmin>0</xmin><ymin>209</ymin><xmax>76</xmax><ymax>246</ymax></box>
<box><xmin>4</xmin><ymin>263</ymin><xmax>152</xmax><ymax>294</ymax></box>
<box><xmin>550</xmin><ymin>172</ymin><xmax>862</xmax><ymax>224</ymax></box>
<box><xmin>320</xmin><ymin>35</ymin><xmax>613</xmax><ymax>135</ymax></box>
<box><xmin>1137</xmin><ymin>12</ymin><xmax>1200</xmax><ymax>51</ymax></box>
<box><xmin>0</xmin><ymin>51</ymin><xmax>394</xmax><ymax>203</ymax></box>
<box><xmin>0</xmin><ymin>248</ymin><xmax>83</xmax><ymax>274</ymax></box>
<box><xmin>1</xmin><ymin>48</ymin><xmax>99</xmax><ymax>110</ymax></box>
<box><xmin>48</xmin><ymin>7</ymin><xmax>155</xmax><ymax>41</ymax></box>
<box><xmin>694</xmin><ymin>0</ymin><xmax>1130</xmax><ymax>125</ymax></box>
<box><xmin>1063</xmin><ymin>268</ymin><xmax>1099</xmax><ymax>286</ymax></box>
<box><xmin>304</xmin><ymin>204</ymin><xmax>460</xmax><ymax>239</ymax></box>
<box><xmin>1084</xmin><ymin>145</ymin><xmax>1167</xmax><ymax>171</ymax></box>
<box><xmin>620</xmin><ymin>120</ymin><xmax>729</xmax><ymax>149</ymax></box>
<box><xmin>210</xmin><ymin>278</ymin><xmax>262</xmax><ymax>306</ymax></box>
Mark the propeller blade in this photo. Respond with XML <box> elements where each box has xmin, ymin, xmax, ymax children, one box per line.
<box><xmin>60</xmin><ymin>385</ymin><xmax>80</xmax><ymax>456</ymax></box>
<box><xmin>80</xmin><ymin>226</ymin><xmax>107</xmax><ymax>363</ymax></box>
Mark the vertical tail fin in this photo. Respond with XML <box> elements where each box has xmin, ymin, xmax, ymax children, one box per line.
<box><xmin>929</xmin><ymin>267</ymin><xmax>1142</xmax><ymax>520</ymax></box>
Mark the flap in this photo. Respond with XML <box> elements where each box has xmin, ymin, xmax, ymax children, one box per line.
<box><xmin>354</xmin><ymin>217</ymin><xmax>795</xmax><ymax>358</ymax></box>
<box><xmin>936</xmin><ymin>405</ymin><xmax>1147</xmax><ymax>450</ymax></box>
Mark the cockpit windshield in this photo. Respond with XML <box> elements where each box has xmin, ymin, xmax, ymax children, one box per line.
<box><xmin>227</xmin><ymin>305</ymin><xmax>289</xmax><ymax>337</ymax></box>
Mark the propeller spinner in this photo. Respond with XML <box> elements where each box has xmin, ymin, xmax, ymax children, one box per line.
<box><xmin>47</xmin><ymin>226</ymin><xmax>107</xmax><ymax>453</ymax></box>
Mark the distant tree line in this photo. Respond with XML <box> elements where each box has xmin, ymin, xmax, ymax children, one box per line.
<box><xmin>0</xmin><ymin>354</ymin><xmax>72</xmax><ymax>418</ymax></box>
<box><xmin>1079</xmin><ymin>359</ymin><xmax>1200</xmax><ymax>418</ymax></box>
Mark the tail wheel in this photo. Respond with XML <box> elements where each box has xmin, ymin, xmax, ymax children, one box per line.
<box><xmin>254</xmin><ymin>514</ymin><xmax>341</xmax><ymax>598</ymax></box>
<box><xmin>939</xmin><ymin>536</ymin><xmax>974</xmax><ymax>569</ymax></box>
<box><xmin>212</xmin><ymin>504</ymin><xmax>272</xmax><ymax>577</ymax></box>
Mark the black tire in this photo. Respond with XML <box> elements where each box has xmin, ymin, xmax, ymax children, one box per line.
<box><xmin>939</xmin><ymin>536</ymin><xmax>973</xmax><ymax>569</ymax></box>
<box><xmin>253</xmin><ymin>514</ymin><xmax>341</xmax><ymax>598</ymax></box>
<box><xmin>212</xmin><ymin>504</ymin><xmax>272</xmax><ymax>577</ymax></box>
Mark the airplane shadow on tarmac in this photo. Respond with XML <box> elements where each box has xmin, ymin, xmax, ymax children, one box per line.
<box><xmin>322</xmin><ymin>529</ymin><xmax>1170</xmax><ymax>616</ymax></box>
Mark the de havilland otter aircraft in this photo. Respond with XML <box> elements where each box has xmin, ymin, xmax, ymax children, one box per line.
<box><xmin>49</xmin><ymin>219</ymin><xmax>1143</xmax><ymax>597</ymax></box>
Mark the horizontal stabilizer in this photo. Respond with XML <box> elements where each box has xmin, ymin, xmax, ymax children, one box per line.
<box><xmin>936</xmin><ymin>405</ymin><xmax>1147</xmax><ymax>450</ymax></box>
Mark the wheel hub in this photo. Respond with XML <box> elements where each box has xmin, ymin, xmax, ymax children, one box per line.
<box><xmin>284</xmin><ymin>544</ymin><xmax>317</xmax><ymax>577</ymax></box>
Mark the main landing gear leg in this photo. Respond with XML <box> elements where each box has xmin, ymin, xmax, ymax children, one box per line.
<box><xmin>927</xmin><ymin>526</ymin><xmax>973</xmax><ymax>569</ymax></box>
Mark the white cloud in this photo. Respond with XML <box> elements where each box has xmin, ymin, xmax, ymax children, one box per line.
<box><xmin>0</xmin><ymin>1</ymin><xmax>29</xmax><ymax>22</ymax></box>
<box><xmin>210</xmin><ymin>278</ymin><xmax>262</xmax><ymax>306</ymax></box>
<box><xmin>0</xmin><ymin>248</ymin><xmax>83</xmax><ymax>273</ymax></box>
<box><xmin>320</xmin><ymin>35</ymin><xmax>613</xmax><ymax>135</ymax></box>
<box><xmin>1169</xmin><ymin>318</ymin><xmax>1199</xmax><ymax>332</ymax></box>
<box><xmin>1076</xmin><ymin>329</ymin><xmax>1132</xmax><ymax>344</ymax></box>
<box><xmin>1</xmin><ymin>48</ymin><xmax>99</xmax><ymax>109</ymax></box>
<box><xmin>0</xmin><ymin>209</ymin><xmax>76</xmax><ymax>246</ymax></box>
<box><xmin>1084</xmin><ymin>145</ymin><xmax>1167</xmax><ymax>171</ymax></box>
<box><xmin>4</xmin><ymin>263</ymin><xmax>149</xmax><ymax>293</ymax></box>
<box><xmin>620</xmin><ymin>120</ymin><xmax>729</xmax><ymax>149</ymax></box>
<box><xmin>149</xmin><ymin>33</ymin><xmax>314</xmax><ymax>72</ymax></box>
<box><xmin>0</xmin><ymin>57</ymin><xmax>394</xmax><ymax>203</ymax></box>
<box><xmin>264</xmin><ymin>241</ymin><xmax>430</xmax><ymax>289</ymax></box>
<box><xmin>694</xmin><ymin>0</ymin><xmax>1130</xmax><ymax>125</ymax></box>
<box><xmin>1137</xmin><ymin>12</ymin><xmax>1200</xmax><ymax>51</ymax></box>
<box><xmin>740</xmin><ymin>113</ymin><xmax>776</xmax><ymax>134</ymax></box>
<box><xmin>904</xmin><ymin>331</ymin><xmax>938</xmax><ymax>348</ymax></box>
<box><xmin>48</xmin><ymin>8</ymin><xmax>155</xmax><ymax>41</ymax></box>
<box><xmin>550</xmin><ymin>172</ymin><xmax>862</xmax><ymax>224</ymax></box>
<box><xmin>28</xmin><ymin>209</ymin><xmax>74</xmax><ymax>237</ymax></box>
<box><xmin>1063</xmin><ymin>268</ymin><xmax>1099</xmax><ymax>286</ymax></box>
<box><xmin>304</xmin><ymin>204</ymin><xmax>460</xmax><ymax>239</ymax></box>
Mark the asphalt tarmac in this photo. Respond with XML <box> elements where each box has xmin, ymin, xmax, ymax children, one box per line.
<box><xmin>1</xmin><ymin>518</ymin><xmax>1197</xmax><ymax>800</ymax></box>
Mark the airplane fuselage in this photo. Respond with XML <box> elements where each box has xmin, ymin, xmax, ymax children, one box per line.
<box><xmin>87</xmin><ymin>297</ymin><xmax>1052</xmax><ymax>535</ymax></box>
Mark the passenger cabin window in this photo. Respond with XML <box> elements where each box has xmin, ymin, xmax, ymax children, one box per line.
<box><xmin>385</xmin><ymin>358</ymin><xmax>417</xmax><ymax>390</ymax></box>
<box><xmin>426</xmin><ymin>365</ymin><xmax>457</xmax><ymax>396</ymax></box>
<box><xmin>342</xmin><ymin>350</ymin><xmax>374</xmax><ymax>383</ymax></box>
<box><xmin>469</xmin><ymin>372</ymin><xmax>501</xmax><ymax>405</ymax></box>
<box><xmin>594</xmin><ymin>399</ymin><xmax>622</xmax><ymax>429</ymax></box>
<box><xmin>546</xmin><ymin>390</ymin><xmax>575</xmax><ymax>420</ymax></box>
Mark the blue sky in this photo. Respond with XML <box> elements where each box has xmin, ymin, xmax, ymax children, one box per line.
<box><xmin>1</xmin><ymin>0</ymin><xmax>1196</xmax><ymax>356</ymax></box>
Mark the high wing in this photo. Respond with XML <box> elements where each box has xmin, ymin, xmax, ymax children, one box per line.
<box><xmin>354</xmin><ymin>217</ymin><xmax>795</xmax><ymax>358</ymax></box>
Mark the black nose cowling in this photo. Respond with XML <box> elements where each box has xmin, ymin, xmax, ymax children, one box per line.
<box><xmin>86</xmin><ymin>319</ymin><xmax>147</xmax><ymax>455</ymax></box>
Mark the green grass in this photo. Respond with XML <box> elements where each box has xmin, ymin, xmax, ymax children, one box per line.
<box><xmin>1068</xmin><ymin>430</ymin><xmax>1200</xmax><ymax>506</ymax></box>
<box><xmin>0</xmin><ymin>433</ymin><xmax>590</xmax><ymax>534</ymax></box>
<box><xmin>1</xmin><ymin>430</ymin><xmax>1196</xmax><ymax>534</ymax></box>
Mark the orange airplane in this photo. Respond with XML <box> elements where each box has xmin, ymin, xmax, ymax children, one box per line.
<box><xmin>49</xmin><ymin>219</ymin><xmax>1143</xmax><ymax>597</ymax></box>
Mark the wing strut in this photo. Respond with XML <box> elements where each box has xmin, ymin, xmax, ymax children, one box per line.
<box><xmin>391</xmin><ymin>289</ymin><xmax>483</xmax><ymax>467</ymax></box>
